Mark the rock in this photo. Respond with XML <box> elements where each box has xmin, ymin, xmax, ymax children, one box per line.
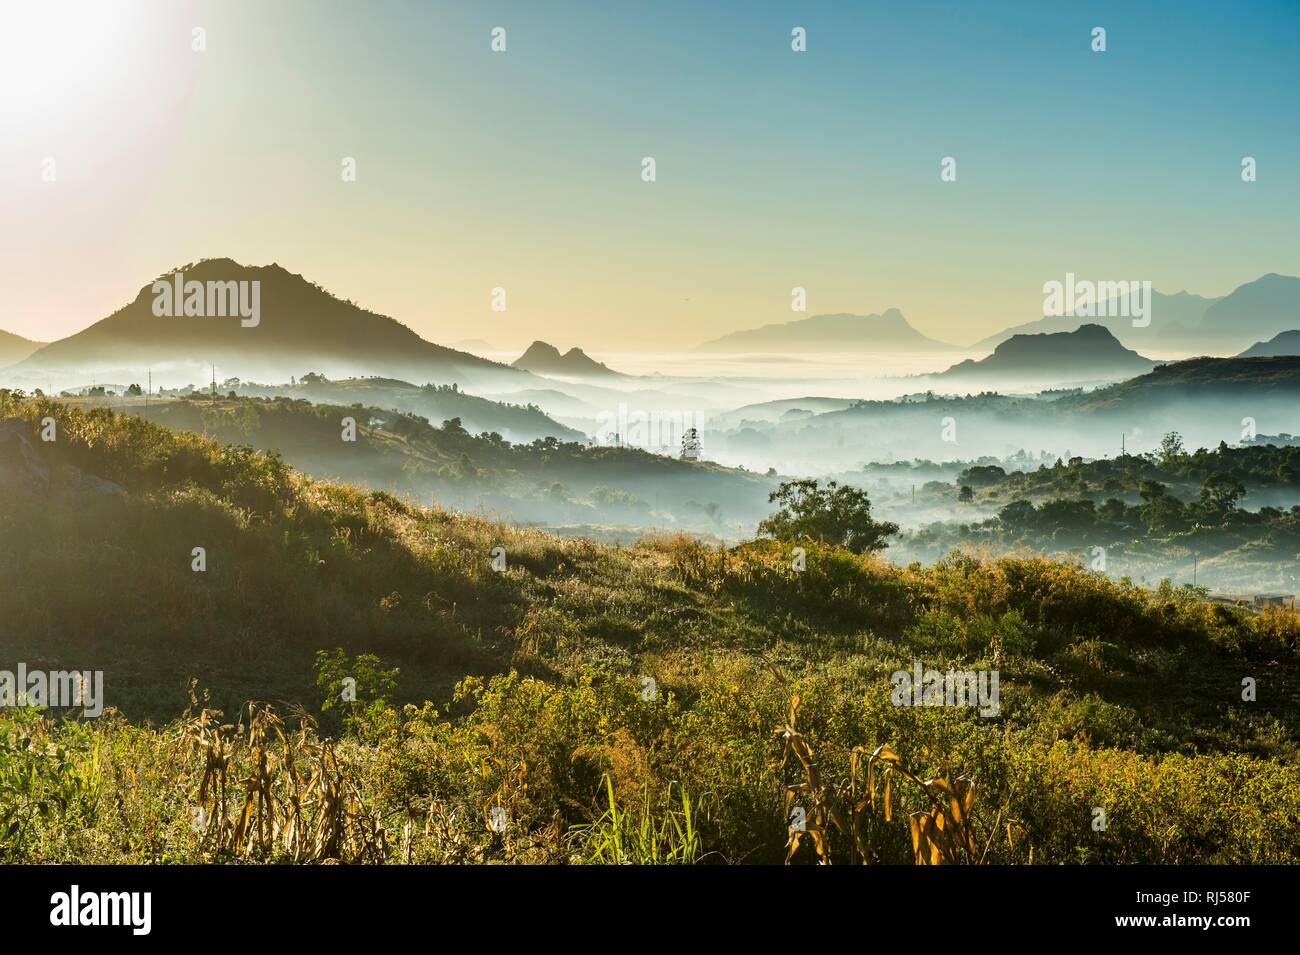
<box><xmin>0</xmin><ymin>418</ymin><xmax>49</xmax><ymax>495</ymax></box>
<box><xmin>77</xmin><ymin>473</ymin><xmax>126</xmax><ymax>496</ymax></box>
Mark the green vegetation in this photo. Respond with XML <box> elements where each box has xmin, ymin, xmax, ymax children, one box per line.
<box><xmin>757</xmin><ymin>479</ymin><xmax>899</xmax><ymax>554</ymax></box>
<box><xmin>895</xmin><ymin>436</ymin><xmax>1300</xmax><ymax>592</ymax></box>
<box><xmin>235</xmin><ymin>375</ymin><xmax>585</xmax><ymax>445</ymax></box>
<box><xmin>1</xmin><ymin>394</ymin><xmax>1298</xmax><ymax>864</ymax></box>
<box><xmin>61</xmin><ymin>390</ymin><xmax>776</xmax><ymax>536</ymax></box>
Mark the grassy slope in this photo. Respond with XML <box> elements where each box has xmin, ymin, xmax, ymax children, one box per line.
<box><xmin>1</xmin><ymin>393</ymin><xmax>1298</xmax><ymax>864</ymax></box>
<box><xmin>62</xmin><ymin>393</ymin><xmax>777</xmax><ymax>535</ymax></box>
<box><xmin>243</xmin><ymin>377</ymin><xmax>586</xmax><ymax>444</ymax></box>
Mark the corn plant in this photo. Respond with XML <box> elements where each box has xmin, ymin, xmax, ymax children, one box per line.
<box><xmin>178</xmin><ymin>685</ymin><xmax>385</xmax><ymax>862</ymax></box>
<box><xmin>778</xmin><ymin>694</ymin><xmax>1021</xmax><ymax>865</ymax></box>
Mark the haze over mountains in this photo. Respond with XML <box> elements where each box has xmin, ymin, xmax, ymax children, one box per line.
<box><xmin>693</xmin><ymin>274</ymin><xmax>1300</xmax><ymax>359</ymax></box>
<box><xmin>5</xmin><ymin>258</ymin><xmax>1300</xmax><ymax>482</ymax></box>
<box><xmin>511</xmin><ymin>341</ymin><xmax>626</xmax><ymax>379</ymax></box>
<box><xmin>0</xmin><ymin>329</ymin><xmax>44</xmax><ymax>366</ymax></box>
<box><xmin>1239</xmin><ymin>330</ymin><xmax>1300</xmax><ymax>358</ymax></box>
<box><xmin>696</xmin><ymin>308</ymin><xmax>957</xmax><ymax>353</ymax></box>
<box><xmin>935</xmin><ymin>324</ymin><xmax>1155</xmax><ymax>386</ymax></box>
<box><xmin>972</xmin><ymin>274</ymin><xmax>1300</xmax><ymax>354</ymax></box>
<box><xmin>1189</xmin><ymin>274</ymin><xmax>1300</xmax><ymax>349</ymax></box>
<box><xmin>970</xmin><ymin>289</ymin><xmax>1219</xmax><ymax>351</ymax></box>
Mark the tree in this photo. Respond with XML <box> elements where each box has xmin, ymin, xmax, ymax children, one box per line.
<box><xmin>1157</xmin><ymin>432</ymin><xmax>1186</xmax><ymax>468</ymax></box>
<box><xmin>958</xmin><ymin>485</ymin><xmax>975</xmax><ymax>503</ymax></box>
<box><xmin>1139</xmin><ymin>479</ymin><xmax>1184</xmax><ymax>534</ymax></box>
<box><xmin>1198</xmin><ymin>472</ymin><xmax>1246</xmax><ymax>515</ymax></box>
<box><xmin>756</xmin><ymin>479</ymin><xmax>898</xmax><ymax>554</ymax></box>
<box><xmin>126</xmin><ymin>383</ymin><xmax>142</xmax><ymax>396</ymax></box>
<box><xmin>958</xmin><ymin>464</ymin><xmax>1006</xmax><ymax>487</ymax></box>
<box><xmin>997</xmin><ymin>499</ymin><xmax>1036</xmax><ymax>530</ymax></box>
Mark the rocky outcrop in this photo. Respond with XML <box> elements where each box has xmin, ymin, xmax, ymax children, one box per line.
<box><xmin>0</xmin><ymin>417</ymin><xmax>125</xmax><ymax>498</ymax></box>
<box><xmin>0</xmin><ymin>418</ymin><xmax>50</xmax><ymax>495</ymax></box>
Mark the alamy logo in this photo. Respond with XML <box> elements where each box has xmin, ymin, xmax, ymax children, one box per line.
<box><xmin>596</xmin><ymin>402</ymin><xmax>706</xmax><ymax>451</ymax></box>
<box><xmin>0</xmin><ymin>664</ymin><xmax>103</xmax><ymax>717</ymax></box>
<box><xmin>50</xmin><ymin>885</ymin><xmax>151</xmax><ymax>935</ymax></box>
<box><xmin>152</xmin><ymin>269</ymin><xmax>260</xmax><ymax>327</ymax></box>
<box><xmin>890</xmin><ymin>661</ymin><xmax>999</xmax><ymax>717</ymax></box>
<box><xmin>1042</xmin><ymin>272</ymin><xmax>1152</xmax><ymax>328</ymax></box>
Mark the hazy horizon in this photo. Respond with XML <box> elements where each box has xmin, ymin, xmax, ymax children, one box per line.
<box><xmin>4</xmin><ymin>0</ymin><xmax>1298</xmax><ymax>350</ymax></box>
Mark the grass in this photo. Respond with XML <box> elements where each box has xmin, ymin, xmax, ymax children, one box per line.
<box><xmin>1</xmin><ymin>391</ymin><xmax>1298</xmax><ymax>864</ymax></box>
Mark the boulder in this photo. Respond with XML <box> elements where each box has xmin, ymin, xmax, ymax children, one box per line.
<box><xmin>0</xmin><ymin>418</ymin><xmax>49</xmax><ymax>495</ymax></box>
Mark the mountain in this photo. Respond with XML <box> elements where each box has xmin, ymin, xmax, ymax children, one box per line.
<box><xmin>970</xmin><ymin>290</ymin><xmax>1218</xmax><ymax>352</ymax></box>
<box><xmin>936</xmin><ymin>324</ymin><xmax>1155</xmax><ymax>383</ymax></box>
<box><xmin>696</xmin><ymin>309</ymin><xmax>957</xmax><ymax>352</ymax></box>
<box><xmin>1238</xmin><ymin>330</ymin><xmax>1300</xmax><ymax>358</ymax></box>
<box><xmin>0</xmin><ymin>329</ymin><xmax>46</xmax><ymax>367</ymax></box>
<box><xmin>9</xmin><ymin>259</ymin><xmax>532</xmax><ymax>391</ymax></box>
<box><xmin>511</xmin><ymin>341</ymin><xmax>626</xmax><ymax>378</ymax></box>
<box><xmin>1191</xmin><ymin>274</ymin><xmax>1300</xmax><ymax>349</ymax></box>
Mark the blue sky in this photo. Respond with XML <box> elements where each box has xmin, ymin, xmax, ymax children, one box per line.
<box><xmin>3</xmin><ymin>0</ymin><xmax>1297</xmax><ymax>348</ymax></box>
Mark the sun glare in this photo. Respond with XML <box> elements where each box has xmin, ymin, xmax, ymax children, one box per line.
<box><xmin>0</xmin><ymin>1</ymin><xmax>130</xmax><ymax>117</ymax></box>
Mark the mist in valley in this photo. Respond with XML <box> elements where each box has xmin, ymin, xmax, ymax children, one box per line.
<box><xmin>14</xmin><ymin>331</ymin><xmax>1298</xmax><ymax>599</ymax></box>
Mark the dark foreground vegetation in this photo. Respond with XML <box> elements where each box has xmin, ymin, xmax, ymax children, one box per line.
<box><xmin>1</xmin><ymin>393</ymin><xmax>1298</xmax><ymax>864</ymax></box>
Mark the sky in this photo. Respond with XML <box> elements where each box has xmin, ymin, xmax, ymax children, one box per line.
<box><xmin>2</xmin><ymin>0</ymin><xmax>1298</xmax><ymax>352</ymax></box>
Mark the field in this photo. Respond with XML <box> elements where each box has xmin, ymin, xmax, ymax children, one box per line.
<box><xmin>2</xmin><ymin>393</ymin><xmax>1298</xmax><ymax>864</ymax></box>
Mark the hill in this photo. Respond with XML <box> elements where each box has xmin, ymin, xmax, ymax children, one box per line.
<box><xmin>936</xmin><ymin>324</ymin><xmax>1154</xmax><ymax>383</ymax></box>
<box><xmin>0</xmin><ymin>391</ymin><xmax>1297</xmax><ymax>865</ymax></box>
<box><xmin>1062</xmin><ymin>356</ymin><xmax>1300</xmax><ymax>414</ymax></box>
<box><xmin>710</xmin><ymin>396</ymin><xmax>857</xmax><ymax>427</ymax></box>
<box><xmin>53</xmin><ymin>391</ymin><xmax>775</xmax><ymax>535</ymax></box>
<box><xmin>1238</xmin><ymin>329</ymin><xmax>1300</xmax><ymax>358</ymax></box>
<box><xmin>236</xmin><ymin>375</ymin><xmax>584</xmax><ymax>444</ymax></box>
<box><xmin>511</xmin><ymin>341</ymin><xmax>626</xmax><ymax>378</ymax></box>
<box><xmin>0</xmin><ymin>328</ymin><xmax>46</xmax><ymax>367</ymax></box>
<box><xmin>970</xmin><ymin>290</ymin><xmax>1217</xmax><ymax>351</ymax></box>
<box><xmin>10</xmin><ymin>259</ymin><xmax>532</xmax><ymax>392</ymax></box>
<box><xmin>697</xmin><ymin>309</ymin><xmax>957</xmax><ymax>353</ymax></box>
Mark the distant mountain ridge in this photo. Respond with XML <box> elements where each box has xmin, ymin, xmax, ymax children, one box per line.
<box><xmin>0</xmin><ymin>329</ymin><xmax>46</xmax><ymax>368</ymax></box>
<box><xmin>970</xmin><ymin>290</ymin><xmax>1219</xmax><ymax>351</ymax></box>
<box><xmin>697</xmin><ymin>309</ymin><xmax>957</xmax><ymax>352</ymax></box>
<box><xmin>512</xmin><ymin>341</ymin><xmax>625</xmax><ymax>378</ymax></box>
<box><xmin>1238</xmin><ymin>330</ymin><xmax>1300</xmax><ymax>358</ymax></box>
<box><xmin>936</xmin><ymin>324</ymin><xmax>1155</xmax><ymax>382</ymax></box>
<box><xmin>10</xmin><ymin>259</ymin><xmax>531</xmax><ymax>390</ymax></box>
<box><xmin>1191</xmin><ymin>274</ymin><xmax>1300</xmax><ymax>347</ymax></box>
<box><xmin>972</xmin><ymin>274</ymin><xmax>1300</xmax><ymax>354</ymax></box>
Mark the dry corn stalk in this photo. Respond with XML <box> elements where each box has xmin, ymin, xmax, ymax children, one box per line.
<box><xmin>178</xmin><ymin>687</ymin><xmax>385</xmax><ymax>863</ymax></box>
<box><xmin>778</xmin><ymin>694</ymin><xmax>998</xmax><ymax>865</ymax></box>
